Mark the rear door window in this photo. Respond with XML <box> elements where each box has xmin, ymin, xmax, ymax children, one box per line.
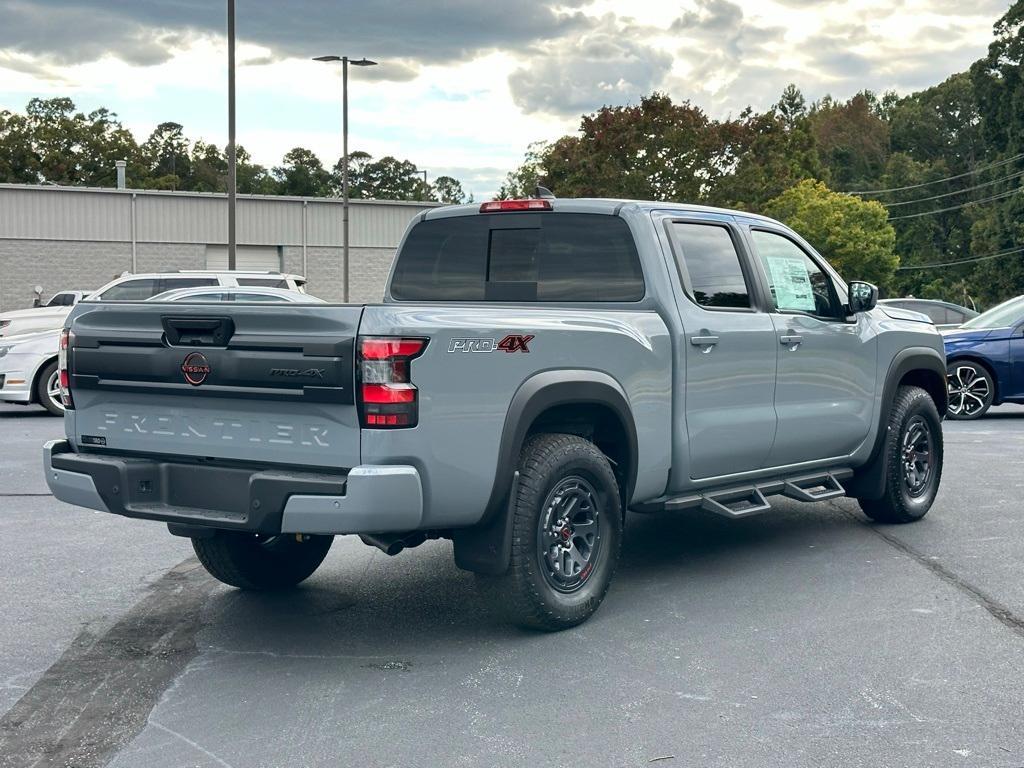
<box><xmin>670</xmin><ymin>223</ymin><xmax>751</xmax><ymax>309</ymax></box>
<box><xmin>390</xmin><ymin>213</ymin><xmax>644</xmax><ymax>302</ymax></box>
<box><xmin>99</xmin><ymin>279</ymin><xmax>160</xmax><ymax>301</ymax></box>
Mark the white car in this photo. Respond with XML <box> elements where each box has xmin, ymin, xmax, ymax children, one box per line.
<box><xmin>0</xmin><ymin>281</ymin><xmax>317</xmax><ymax>416</ymax></box>
<box><xmin>0</xmin><ymin>272</ymin><xmax>305</xmax><ymax>338</ymax></box>
<box><xmin>0</xmin><ymin>328</ymin><xmax>63</xmax><ymax>414</ymax></box>
<box><xmin>147</xmin><ymin>286</ymin><xmax>323</xmax><ymax>303</ymax></box>
<box><xmin>93</xmin><ymin>270</ymin><xmax>307</xmax><ymax>301</ymax></box>
<box><xmin>0</xmin><ymin>291</ymin><xmax>92</xmax><ymax>338</ymax></box>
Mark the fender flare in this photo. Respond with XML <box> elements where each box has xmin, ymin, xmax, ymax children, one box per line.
<box><xmin>452</xmin><ymin>370</ymin><xmax>638</xmax><ymax>575</ymax></box>
<box><xmin>847</xmin><ymin>346</ymin><xmax>947</xmax><ymax>500</ymax></box>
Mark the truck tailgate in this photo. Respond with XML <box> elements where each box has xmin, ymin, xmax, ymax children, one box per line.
<box><xmin>66</xmin><ymin>302</ymin><xmax>362</xmax><ymax>470</ymax></box>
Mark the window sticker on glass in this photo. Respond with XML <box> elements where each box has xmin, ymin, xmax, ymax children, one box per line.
<box><xmin>764</xmin><ymin>255</ymin><xmax>816</xmax><ymax>312</ymax></box>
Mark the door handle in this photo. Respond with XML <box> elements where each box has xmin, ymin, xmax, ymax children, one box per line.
<box><xmin>779</xmin><ymin>334</ymin><xmax>803</xmax><ymax>347</ymax></box>
<box><xmin>690</xmin><ymin>334</ymin><xmax>719</xmax><ymax>353</ymax></box>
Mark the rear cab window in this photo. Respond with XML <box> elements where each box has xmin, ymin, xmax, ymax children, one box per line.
<box><xmin>390</xmin><ymin>213</ymin><xmax>645</xmax><ymax>302</ymax></box>
<box><xmin>669</xmin><ymin>222</ymin><xmax>752</xmax><ymax>309</ymax></box>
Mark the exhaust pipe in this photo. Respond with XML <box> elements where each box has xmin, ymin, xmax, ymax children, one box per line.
<box><xmin>360</xmin><ymin>531</ymin><xmax>428</xmax><ymax>556</ymax></box>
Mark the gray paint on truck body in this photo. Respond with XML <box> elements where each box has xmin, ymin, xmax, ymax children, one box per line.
<box><xmin>49</xmin><ymin>197</ymin><xmax>946</xmax><ymax>540</ymax></box>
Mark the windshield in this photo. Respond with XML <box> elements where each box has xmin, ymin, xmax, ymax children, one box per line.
<box><xmin>961</xmin><ymin>295</ymin><xmax>1024</xmax><ymax>330</ymax></box>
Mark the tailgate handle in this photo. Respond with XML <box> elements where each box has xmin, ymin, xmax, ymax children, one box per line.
<box><xmin>162</xmin><ymin>317</ymin><xmax>235</xmax><ymax>347</ymax></box>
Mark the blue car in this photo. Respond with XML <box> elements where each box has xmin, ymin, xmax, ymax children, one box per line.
<box><xmin>943</xmin><ymin>295</ymin><xmax>1024</xmax><ymax>419</ymax></box>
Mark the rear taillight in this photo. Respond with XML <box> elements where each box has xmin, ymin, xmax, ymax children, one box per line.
<box><xmin>58</xmin><ymin>328</ymin><xmax>74</xmax><ymax>409</ymax></box>
<box><xmin>358</xmin><ymin>337</ymin><xmax>427</xmax><ymax>428</ymax></box>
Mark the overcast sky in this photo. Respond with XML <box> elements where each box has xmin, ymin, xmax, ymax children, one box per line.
<box><xmin>0</xmin><ymin>0</ymin><xmax>1011</xmax><ymax>198</ymax></box>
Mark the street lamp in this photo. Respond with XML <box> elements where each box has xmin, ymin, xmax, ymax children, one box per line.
<box><xmin>313</xmin><ymin>55</ymin><xmax>377</xmax><ymax>303</ymax></box>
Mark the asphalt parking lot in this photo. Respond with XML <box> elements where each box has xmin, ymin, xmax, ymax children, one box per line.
<box><xmin>1</xmin><ymin>403</ymin><xmax>1022</xmax><ymax>768</ymax></box>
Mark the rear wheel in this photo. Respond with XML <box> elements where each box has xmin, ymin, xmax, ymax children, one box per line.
<box><xmin>35</xmin><ymin>361</ymin><xmax>64</xmax><ymax>416</ymax></box>
<box><xmin>192</xmin><ymin>532</ymin><xmax>333</xmax><ymax>590</ymax></box>
<box><xmin>946</xmin><ymin>361</ymin><xmax>993</xmax><ymax>420</ymax></box>
<box><xmin>858</xmin><ymin>385</ymin><xmax>943</xmax><ymax>524</ymax></box>
<box><xmin>478</xmin><ymin>433</ymin><xmax>622</xmax><ymax>631</ymax></box>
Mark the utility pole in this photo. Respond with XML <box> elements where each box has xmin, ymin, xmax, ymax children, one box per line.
<box><xmin>227</xmin><ymin>0</ymin><xmax>237</xmax><ymax>270</ymax></box>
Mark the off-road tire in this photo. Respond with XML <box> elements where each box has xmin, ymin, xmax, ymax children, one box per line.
<box><xmin>858</xmin><ymin>385</ymin><xmax>943</xmax><ymax>524</ymax></box>
<box><xmin>35</xmin><ymin>360</ymin><xmax>64</xmax><ymax>416</ymax></box>
<box><xmin>192</xmin><ymin>532</ymin><xmax>333</xmax><ymax>590</ymax></box>
<box><xmin>479</xmin><ymin>433</ymin><xmax>623</xmax><ymax>631</ymax></box>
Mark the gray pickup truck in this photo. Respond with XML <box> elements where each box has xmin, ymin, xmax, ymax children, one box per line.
<box><xmin>44</xmin><ymin>197</ymin><xmax>948</xmax><ymax>630</ymax></box>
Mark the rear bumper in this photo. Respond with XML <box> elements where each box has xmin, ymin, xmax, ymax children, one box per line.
<box><xmin>43</xmin><ymin>440</ymin><xmax>423</xmax><ymax>535</ymax></box>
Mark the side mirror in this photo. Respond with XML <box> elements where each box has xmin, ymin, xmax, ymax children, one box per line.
<box><xmin>848</xmin><ymin>281</ymin><xmax>878</xmax><ymax>313</ymax></box>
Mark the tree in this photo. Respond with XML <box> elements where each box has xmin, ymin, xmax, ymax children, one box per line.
<box><xmin>764</xmin><ymin>180</ymin><xmax>899</xmax><ymax>288</ymax></box>
<box><xmin>0</xmin><ymin>109</ymin><xmax>39</xmax><ymax>183</ymax></box>
<box><xmin>273</xmin><ymin>147</ymin><xmax>332</xmax><ymax>197</ymax></box>
<box><xmin>142</xmin><ymin>121</ymin><xmax>191</xmax><ymax>190</ymax></box>
<box><xmin>708</xmin><ymin>87</ymin><xmax>824</xmax><ymax>211</ymax></box>
<box><xmin>524</xmin><ymin>93</ymin><xmax>735</xmax><ymax>202</ymax></box>
<box><xmin>967</xmin><ymin>1</ymin><xmax>1024</xmax><ymax>307</ymax></box>
<box><xmin>344</xmin><ymin>155</ymin><xmax>425</xmax><ymax>200</ymax></box>
<box><xmin>432</xmin><ymin>175</ymin><xmax>465</xmax><ymax>204</ymax></box>
<box><xmin>809</xmin><ymin>92</ymin><xmax>891</xmax><ymax>190</ymax></box>
<box><xmin>496</xmin><ymin>141</ymin><xmax>548</xmax><ymax>199</ymax></box>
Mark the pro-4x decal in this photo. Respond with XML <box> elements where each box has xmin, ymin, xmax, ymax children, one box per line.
<box><xmin>448</xmin><ymin>334</ymin><xmax>534</xmax><ymax>353</ymax></box>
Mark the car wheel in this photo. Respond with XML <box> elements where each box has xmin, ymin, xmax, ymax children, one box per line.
<box><xmin>35</xmin><ymin>360</ymin><xmax>64</xmax><ymax>416</ymax></box>
<box><xmin>858</xmin><ymin>385</ymin><xmax>943</xmax><ymax>524</ymax></box>
<box><xmin>477</xmin><ymin>433</ymin><xmax>623</xmax><ymax>631</ymax></box>
<box><xmin>192</xmin><ymin>532</ymin><xmax>333</xmax><ymax>590</ymax></box>
<box><xmin>946</xmin><ymin>361</ymin><xmax>994</xmax><ymax>420</ymax></box>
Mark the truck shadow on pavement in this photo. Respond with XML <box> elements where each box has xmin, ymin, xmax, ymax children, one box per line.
<box><xmin>195</xmin><ymin>501</ymin><xmax>867</xmax><ymax>652</ymax></box>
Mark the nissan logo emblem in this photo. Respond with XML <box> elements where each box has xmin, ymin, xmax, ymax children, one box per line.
<box><xmin>181</xmin><ymin>351</ymin><xmax>211</xmax><ymax>386</ymax></box>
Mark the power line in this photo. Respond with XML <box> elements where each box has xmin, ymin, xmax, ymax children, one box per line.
<box><xmin>883</xmin><ymin>168</ymin><xmax>1024</xmax><ymax>208</ymax></box>
<box><xmin>846</xmin><ymin>152</ymin><xmax>1024</xmax><ymax>195</ymax></box>
<box><xmin>887</xmin><ymin>186</ymin><xmax>1022</xmax><ymax>221</ymax></box>
<box><xmin>897</xmin><ymin>244</ymin><xmax>1024</xmax><ymax>270</ymax></box>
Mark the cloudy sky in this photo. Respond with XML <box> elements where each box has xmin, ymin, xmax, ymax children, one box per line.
<box><xmin>0</xmin><ymin>0</ymin><xmax>1012</xmax><ymax>197</ymax></box>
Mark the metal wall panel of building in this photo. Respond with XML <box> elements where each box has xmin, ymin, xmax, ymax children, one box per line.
<box><xmin>0</xmin><ymin>187</ymin><xmax>131</xmax><ymax>242</ymax></box>
<box><xmin>307</xmin><ymin>201</ymin><xmax>425</xmax><ymax>248</ymax></box>
<box><xmin>135</xmin><ymin>193</ymin><xmax>226</xmax><ymax>244</ymax></box>
<box><xmin>237</xmin><ymin>198</ymin><xmax>303</xmax><ymax>246</ymax></box>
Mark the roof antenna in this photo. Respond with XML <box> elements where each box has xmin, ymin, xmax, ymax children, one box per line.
<box><xmin>532</xmin><ymin>184</ymin><xmax>555</xmax><ymax>200</ymax></box>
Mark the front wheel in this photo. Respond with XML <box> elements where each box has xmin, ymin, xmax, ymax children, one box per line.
<box><xmin>192</xmin><ymin>532</ymin><xmax>333</xmax><ymax>590</ymax></box>
<box><xmin>946</xmin><ymin>361</ymin><xmax>994</xmax><ymax>420</ymax></box>
<box><xmin>35</xmin><ymin>360</ymin><xmax>64</xmax><ymax>416</ymax></box>
<box><xmin>478</xmin><ymin>433</ymin><xmax>623</xmax><ymax>631</ymax></box>
<box><xmin>858</xmin><ymin>385</ymin><xmax>943</xmax><ymax>524</ymax></box>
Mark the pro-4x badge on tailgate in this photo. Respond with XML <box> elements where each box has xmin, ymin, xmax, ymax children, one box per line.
<box><xmin>448</xmin><ymin>334</ymin><xmax>534</xmax><ymax>353</ymax></box>
<box><xmin>181</xmin><ymin>351</ymin><xmax>211</xmax><ymax>385</ymax></box>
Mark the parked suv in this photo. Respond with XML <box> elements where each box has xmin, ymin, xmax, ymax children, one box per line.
<box><xmin>45</xmin><ymin>198</ymin><xmax>947</xmax><ymax>630</ymax></box>
<box><xmin>92</xmin><ymin>270</ymin><xmax>306</xmax><ymax>301</ymax></box>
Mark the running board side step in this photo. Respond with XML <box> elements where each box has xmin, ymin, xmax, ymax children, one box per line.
<box><xmin>781</xmin><ymin>472</ymin><xmax>847</xmax><ymax>503</ymax></box>
<box><xmin>636</xmin><ymin>469</ymin><xmax>853</xmax><ymax>518</ymax></box>
<box><xmin>701</xmin><ymin>486</ymin><xmax>771</xmax><ymax>518</ymax></box>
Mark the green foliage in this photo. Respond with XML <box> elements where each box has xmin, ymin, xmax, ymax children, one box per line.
<box><xmin>0</xmin><ymin>96</ymin><xmax>464</xmax><ymax>203</ymax></box>
<box><xmin>497</xmin><ymin>5</ymin><xmax>1024</xmax><ymax>308</ymax></box>
<box><xmin>764</xmin><ymin>180</ymin><xmax>899</xmax><ymax>287</ymax></box>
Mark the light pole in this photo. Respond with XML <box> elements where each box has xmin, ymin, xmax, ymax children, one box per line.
<box><xmin>414</xmin><ymin>168</ymin><xmax>429</xmax><ymax>200</ymax></box>
<box><xmin>227</xmin><ymin>0</ymin><xmax>237</xmax><ymax>270</ymax></box>
<box><xmin>313</xmin><ymin>55</ymin><xmax>377</xmax><ymax>302</ymax></box>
